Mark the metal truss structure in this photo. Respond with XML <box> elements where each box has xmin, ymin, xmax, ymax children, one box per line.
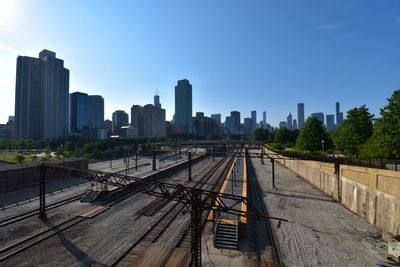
<box><xmin>38</xmin><ymin>163</ymin><xmax>285</xmax><ymax>267</ymax></box>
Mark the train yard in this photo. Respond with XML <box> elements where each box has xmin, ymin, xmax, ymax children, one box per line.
<box><xmin>0</xmin><ymin>146</ymin><xmax>279</xmax><ymax>266</ymax></box>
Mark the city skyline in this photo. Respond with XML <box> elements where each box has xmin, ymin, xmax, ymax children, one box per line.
<box><xmin>0</xmin><ymin>1</ymin><xmax>399</xmax><ymax>127</ymax></box>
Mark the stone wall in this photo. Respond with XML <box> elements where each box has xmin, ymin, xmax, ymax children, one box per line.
<box><xmin>271</xmin><ymin>150</ymin><xmax>400</xmax><ymax>235</ymax></box>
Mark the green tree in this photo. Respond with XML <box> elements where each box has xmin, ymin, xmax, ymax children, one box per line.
<box><xmin>252</xmin><ymin>128</ymin><xmax>270</xmax><ymax>142</ymax></box>
<box><xmin>45</xmin><ymin>146</ymin><xmax>51</xmax><ymax>156</ymax></box>
<box><xmin>296</xmin><ymin>117</ymin><xmax>327</xmax><ymax>152</ymax></box>
<box><xmin>273</xmin><ymin>127</ymin><xmax>291</xmax><ymax>144</ymax></box>
<box><xmin>32</xmin><ymin>154</ymin><xmax>38</xmax><ymax>162</ymax></box>
<box><xmin>333</xmin><ymin>105</ymin><xmax>374</xmax><ymax>156</ymax></box>
<box><xmin>15</xmin><ymin>154</ymin><xmax>25</xmax><ymax>165</ymax></box>
<box><xmin>358</xmin><ymin>137</ymin><xmax>389</xmax><ymax>158</ymax></box>
<box><xmin>55</xmin><ymin>147</ymin><xmax>64</xmax><ymax>158</ymax></box>
<box><xmin>374</xmin><ymin>89</ymin><xmax>400</xmax><ymax>158</ymax></box>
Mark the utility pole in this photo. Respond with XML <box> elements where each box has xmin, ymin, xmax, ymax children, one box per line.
<box><xmin>271</xmin><ymin>158</ymin><xmax>275</xmax><ymax>189</ymax></box>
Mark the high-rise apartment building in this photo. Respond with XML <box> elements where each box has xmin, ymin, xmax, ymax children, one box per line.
<box><xmin>70</xmin><ymin>92</ymin><xmax>88</xmax><ymax>132</ymax></box>
<box><xmin>263</xmin><ymin>111</ymin><xmax>266</xmax><ymax>129</ymax></box>
<box><xmin>336</xmin><ymin>102</ymin><xmax>343</xmax><ymax>126</ymax></box>
<box><xmin>311</xmin><ymin>112</ymin><xmax>325</xmax><ymax>125</ymax></box>
<box><xmin>326</xmin><ymin>114</ymin><xmax>335</xmax><ymax>131</ymax></box>
<box><xmin>286</xmin><ymin>112</ymin><xmax>293</xmax><ymax>130</ymax></box>
<box><xmin>174</xmin><ymin>79</ymin><xmax>192</xmax><ymax>133</ymax></box>
<box><xmin>39</xmin><ymin>50</ymin><xmax>69</xmax><ymax>140</ymax></box>
<box><xmin>230</xmin><ymin>111</ymin><xmax>240</xmax><ymax>134</ymax></box>
<box><xmin>14</xmin><ymin>50</ymin><xmax>69</xmax><ymax>140</ymax></box>
<box><xmin>88</xmin><ymin>95</ymin><xmax>104</xmax><ymax>129</ymax></box>
<box><xmin>251</xmin><ymin>110</ymin><xmax>257</xmax><ymax>130</ymax></box>
<box><xmin>112</xmin><ymin>110</ymin><xmax>129</xmax><ymax>135</ymax></box>
<box><xmin>297</xmin><ymin>103</ymin><xmax>304</xmax><ymax>129</ymax></box>
<box><xmin>14</xmin><ymin>56</ymin><xmax>44</xmax><ymax>140</ymax></box>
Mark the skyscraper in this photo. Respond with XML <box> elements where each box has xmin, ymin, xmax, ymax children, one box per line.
<box><xmin>286</xmin><ymin>112</ymin><xmax>293</xmax><ymax>130</ymax></box>
<box><xmin>112</xmin><ymin>110</ymin><xmax>129</xmax><ymax>135</ymax></box>
<box><xmin>131</xmin><ymin>105</ymin><xmax>144</xmax><ymax>136</ymax></box>
<box><xmin>251</xmin><ymin>110</ymin><xmax>257</xmax><ymax>131</ymax></box>
<box><xmin>211</xmin><ymin>114</ymin><xmax>221</xmax><ymax>124</ymax></box>
<box><xmin>174</xmin><ymin>79</ymin><xmax>192</xmax><ymax>133</ymax></box>
<box><xmin>69</xmin><ymin>92</ymin><xmax>88</xmax><ymax>132</ymax></box>
<box><xmin>154</xmin><ymin>92</ymin><xmax>161</xmax><ymax>108</ymax></box>
<box><xmin>14</xmin><ymin>50</ymin><xmax>69</xmax><ymax>140</ymax></box>
<box><xmin>88</xmin><ymin>95</ymin><xmax>104</xmax><ymax>129</ymax></box>
<box><xmin>336</xmin><ymin>102</ymin><xmax>343</xmax><ymax>126</ymax></box>
<box><xmin>230</xmin><ymin>111</ymin><xmax>241</xmax><ymax>134</ymax></box>
<box><xmin>293</xmin><ymin>119</ymin><xmax>298</xmax><ymax>129</ymax></box>
<box><xmin>297</xmin><ymin>103</ymin><xmax>304</xmax><ymax>129</ymax></box>
<box><xmin>263</xmin><ymin>111</ymin><xmax>266</xmax><ymax>129</ymax></box>
<box><xmin>39</xmin><ymin>50</ymin><xmax>69</xmax><ymax>140</ymax></box>
<box><xmin>311</xmin><ymin>112</ymin><xmax>325</xmax><ymax>125</ymax></box>
<box><xmin>326</xmin><ymin>114</ymin><xmax>335</xmax><ymax>131</ymax></box>
<box><xmin>244</xmin><ymin>118</ymin><xmax>253</xmax><ymax>136</ymax></box>
<box><xmin>14</xmin><ymin>56</ymin><xmax>44</xmax><ymax>140</ymax></box>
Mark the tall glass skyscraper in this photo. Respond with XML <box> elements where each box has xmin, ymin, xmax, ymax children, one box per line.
<box><xmin>251</xmin><ymin>110</ymin><xmax>257</xmax><ymax>130</ymax></box>
<box><xmin>336</xmin><ymin>102</ymin><xmax>343</xmax><ymax>126</ymax></box>
<box><xmin>70</xmin><ymin>92</ymin><xmax>88</xmax><ymax>132</ymax></box>
<box><xmin>88</xmin><ymin>95</ymin><xmax>104</xmax><ymax>129</ymax></box>
<box><xmin>14</xmin><ymin>50</ymin><xmax>69</xmax><ymax>140</ymax></box>
<box><xmin>174</xmin><ymin>79</ymin><xmax>192</xmax><ymax>133</ymax></box>
<box><xmin>297</xmin><ymin>103</ymin><xmax>305</xmax><ymax>129</ymax></box>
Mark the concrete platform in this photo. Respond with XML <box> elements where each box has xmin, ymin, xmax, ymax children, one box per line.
<box><xmin>251</xmin><ymin>154</ymin><xmax>387</xmax><ymax>266</ymax></box>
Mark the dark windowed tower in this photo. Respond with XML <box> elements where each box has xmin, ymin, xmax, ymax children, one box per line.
<box><xmin>174</xmin><ymin>79</ymin><xmax>192</xmax><ymax>133</ymax></box>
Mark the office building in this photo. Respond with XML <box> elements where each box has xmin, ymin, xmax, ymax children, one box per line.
<box><xmin>14</xmin><ymin>50</ymin><xmax>69</xmax><ymax>140</ymax></box>
<box><xmin>251</xmin><ymin>110</ymin><xmax>256</xmax><ymax>130</ymax></box>
<box><xmin>211</xmin><ymin>114</ymin><xmax>221</xmax><ymax>124</ymax></box>
<box><xmin>70</xmin><ymin>92</ymin><xmax>88</xmax><ymax>132</ymax></box>
<box><xmin>88</xmin><ymin>95</ymin><xmax>104</xmax><ymax>129</ymax></box>
<box><xmin>293</xmin><ymin>119</ymin><xmax>298</xmax><ymax>129</ymax></box>
<box><xmin>287</xmin><ymin>112</ymin><xmax>293</xmax><ymax>130</ymax></box>
<box><xmin>112</xmin><ymin>110</ymin><xmax>129</xmax><ymax>136</ymax></box>
<box><xmin>120</xmin><ymin>126</ymin><xmax>138</xmax><ymax>137</ymax></box>
<box><xmin>193</xmin><ymin>112</ymin><xmax>219</xmax><ymax>136</ymax></box>
<box><xmin>311</xmin><ymin>112</ymin><xmax>325</xmax><ymax>125</ymax></box>
<box><xmin>225</xmin><ymin>116</ymin><xmax>235</xmax><ymax>133</ymax></box>
<box><xmin>154</xmin><ymin>93</ymin><xmax>161</xmax><ymax>108</ymax></box>
<box><xmin>336</xmin><ymin>102</ymin><xmax>343</xmax><ymax>126</ymax></box>
<box><xmin>8</xmin><ymin>116</ymin><xmax>14</xmax><ymax>122</ymax></box>
<box><xmin>104</xmin><ymin>119</ymin><xmax>112</xmax><ymax>136</ymax></box>
<box><xmin>131</xmin><ymin>105</ymin><xmax>144</xmax><ymax>136</ymax></box>
<box><xmin>326</xmin><ymin>114</ymin><xmax>335</xmax><ymax>131</ymax></box>
<box><xmin>297</xmin><ymin>103</ymin><xmax>304</xmax><ymax>129</ymax></box>
<box><xmin>263</xmin><ymin>111</ymin><xmax>266</xmax><ymax>129</ymax></box>
<box><xmin>174</xmin><ymin>79</ymin><xmax>192</xmax><ymax>133</ymax></box>
<box><xmin>143</xmin><ymin>104</ymin><xmax>166</xmax><ymax>137</ymax></box>
<box><xmin>230</xmin><ymin>111</ymin><xmax>241</xmax><ymax>134</ymax></box>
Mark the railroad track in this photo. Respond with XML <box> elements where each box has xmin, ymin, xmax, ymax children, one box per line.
<box><xmin>0</xmin><ymin>155</ymin><xmax>210</xmax><ymax>264</ymax></box>
<box><xmin>110</xmin><ymin>151</ymin><xmax>236</xmax><ymax>266</ymax></box>
<box><xmin>0</xmin><ymin>193</ymin><xmax>86</xmax><ymax>228</ymax></box>
<box><xmin>246</xmin><ymin>148</ymin><xmax>280</xmax><ymax>266</ymax></box>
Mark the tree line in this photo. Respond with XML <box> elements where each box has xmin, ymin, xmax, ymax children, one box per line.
<box><xmin>252</xmin><ymin>89</ymin><xmax>400</xmax><ymax>159</ymax></box>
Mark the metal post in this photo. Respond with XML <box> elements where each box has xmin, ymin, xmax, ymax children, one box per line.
<box><xmin>39</xmin><ymin>164</ymin><xmax>47</xmax><ymax>219</ymax></box>
<box><xmin>271</xmin><ymin>158</ymin><xmax>275</xmax><ymax>189</ymax></box>
<box><xmin>153</xmin><ymin>151</ymin><xmax>156</xmax><ymax>171</ymax></box>
<box><xmin>110</xmin><ymin>157</ymin><xmax>112</xmax><ymax>169</ymax></box>
<box><xmin>191</xmin><ymin>191</ymin><xmax>202</xmax><ymax>267</ymax></box>
<box><xmin>188</xmin><ymin>152</ymin><xmax>192</xmax><ymax>181</ymax></box>
<box><xmin>135</xmin><ymin>150</ymin><xmax>138</xmax><ymax>170</ymax></box>
<box><xmin>179</xmin><ymin>146</ymin><xmax>182</xmax><ymax>159</ymax></box>
<box><xmin>261</xmin><ymin>151</ymin><xmax>264</xmax><ymax>165</ymax></box>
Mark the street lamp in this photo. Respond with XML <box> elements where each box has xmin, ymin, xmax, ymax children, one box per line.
<box><xmin>322</xmin><ymin>140</ymin><xmax>325</xmax><ymax>155</ymax></box>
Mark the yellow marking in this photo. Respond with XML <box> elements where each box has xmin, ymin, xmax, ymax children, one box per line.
<box><xmin>207</xmin><ymin>155</ymin><xmax>237</xmax><ymax>220</ymax></box>
<box><xmin>78</xmin><ymin>206</ymin><xmax>109</xmax><ymax>218</ymax></box>
<box><xmin>220</xmin><ymin>219</ymin><xmax>237</xmax><ymax>225</ymax></box>
<box><xmin>241</xmin><ymin>153</ymin><xmax>247</xmax><ymax>224</ymax></box>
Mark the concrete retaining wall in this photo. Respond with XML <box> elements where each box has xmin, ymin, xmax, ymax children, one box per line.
<box><xmin>273</xmin><ymin>151</ymin><xmax>400</xmax><ymax>235</ymax></box>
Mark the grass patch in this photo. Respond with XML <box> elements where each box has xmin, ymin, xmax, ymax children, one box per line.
<box><xmin>0</xmin><ymin>150</ymin><xmax>57</xmax><ymax>164</ymax></box>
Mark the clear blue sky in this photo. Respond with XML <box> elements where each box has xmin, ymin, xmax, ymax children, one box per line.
<box><xmin>0</xmin><ymin>0</ymin><xmax>399</xmax><ymax>127</ymax></box>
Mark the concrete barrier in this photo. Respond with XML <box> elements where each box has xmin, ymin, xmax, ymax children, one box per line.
<box><xmin>270</xmin><ymin>150</ymin><xmax>400</xmax><ymax>235</ymax></box>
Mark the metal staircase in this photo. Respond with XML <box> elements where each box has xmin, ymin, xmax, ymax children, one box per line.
<box><xmin>80</xmin><ymin>190</ymin><xmax>102</xmax><ymax>203</ymax></box>
<box><xmin>214</xmin><ymin>219</ymin><xmax>239</xmax><ymax>249</ymax></box>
